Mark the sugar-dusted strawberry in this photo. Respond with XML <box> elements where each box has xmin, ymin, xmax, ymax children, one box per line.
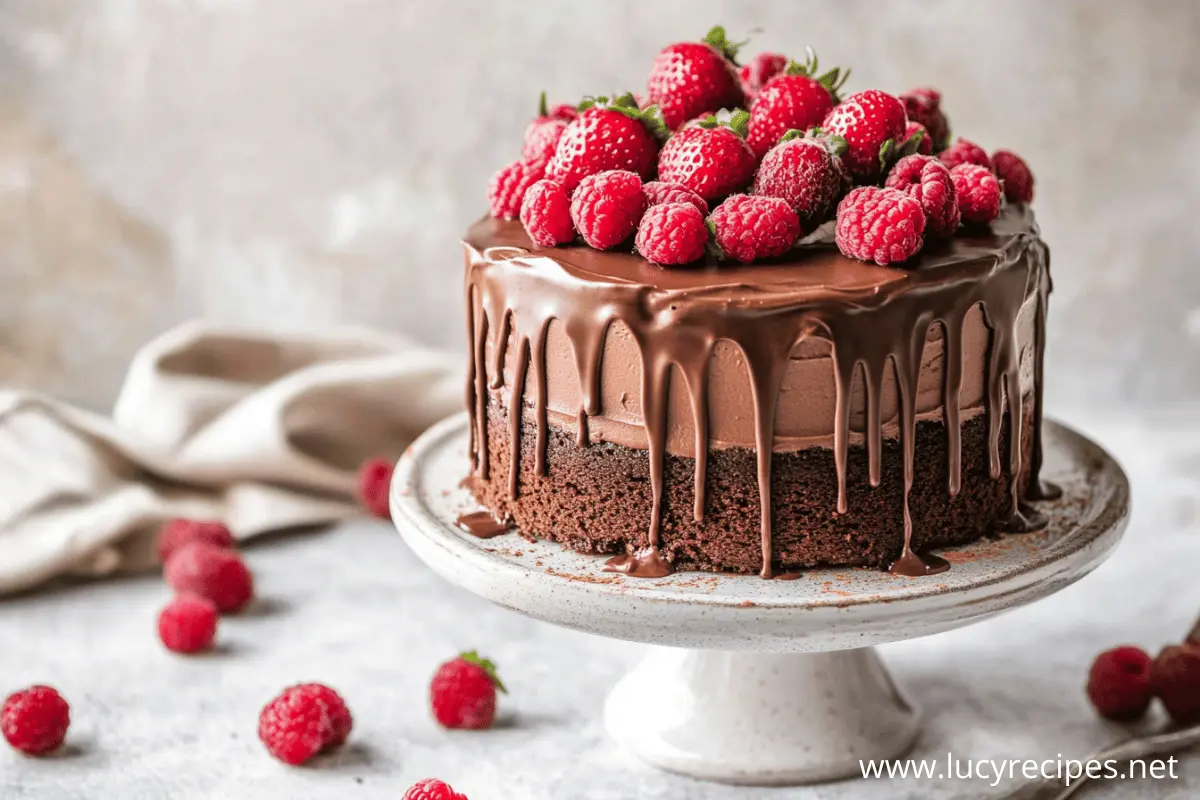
<box><xmin>707</xmin><ymin>194</ymin><xmax>801</xmax><ymax>263</ymax></box>
<box><xmin>636</xmin><ymin>202</ymin><xmax>709</xmax><ymax>266</ymax></box>
<box><xmin>836</xmin><ymin>186</ymin><xmax>926</xmax><ymax>265</ymax></box>
<box><xmin>746</xmin><ymin>50</ymin><xmax>847</xmax><ymax>158</ymax></box>
<box><xmin>885</xmin><ymin>154</ymin><xmax>960</xmax><ymax>237</ymax></box>
<box><xmin>522</xmin><ymin>92</ymin><xmax>578</xmax><ymax>169</ymax></box>
<box><xmin>657</xmin><ymin>110</ymin><xmax>757</xmax><ymax>203</ymax></box>
<box><xmin>646</xmin><ymin>25</ymin><xmax>745</xmax><ymax>130</ymax></box>
<box><xmin>949</xmin><ymin>163</ymin><xmax>1002</xmax><ymax>224</ymax></box>
<box><xmin>899</xmin><ymin>88</ymin><xmax>950</xmax><ymax>153</ymax></box>
<box><xmin>643</xmin><ymin>181</ymin><xmax>708</xmax><ymax>215</ymax></box>
<box><xmin>752</xmin><ymin>129</ymin><xmax>848</xmax><ymax>229</ymax></box>
<box><xmin>992</xmin><ymin>149</ymin><xmax>1035</xmax><ymax>203</ymax></box>
<box><xmin>902</xmin><ymin>122</ymin><xmax>933</xmax><ymax>156</ymax></box>
<box><xmin>520</xmin><ymin>179</ymin><xmax>574</xmax><ymax>246</ymax></box>
<box><xmin>545</xmin><ymin>94</ymin><xmax>666</xmax><ymax>193</ymax></box>
<box><xmin>821</xmin><ymin>89</ymin><xmax>908</xmax><ymax>182</ymax></box>
<box><xmin>570</xmin><ymin>169</ymin><xmax>648</xmax><ymax>250</ymax></box>
<box><xmin>939</xmin><ymin>138</ymin><xmax>992</xmax><ymax>172</ymax></box>
<box><xmin>488</xmin><ymin>160</ymin><xmax>544</xmax><ymax>219</ymax></box>
<box><xmin>738</xmin><ymin>51</ymin><xmax>788</xmax><ymax>104</ymax></box>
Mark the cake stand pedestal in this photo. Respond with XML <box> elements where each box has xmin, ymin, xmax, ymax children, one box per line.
<box><xmin>391</xmin><ymin>413</ymin><xmax>1129</xmax><ymax>786</ymax></box>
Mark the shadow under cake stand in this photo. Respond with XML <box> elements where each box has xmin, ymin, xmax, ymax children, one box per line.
<box><xmin>390</xmin><ymin>413</ymin><xmax>1129</xmax><ymax>786</ymax></box>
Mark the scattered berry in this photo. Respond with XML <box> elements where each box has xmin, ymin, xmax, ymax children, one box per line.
<box><xmin>157</xmin><ymin>593</ymin><xmax>219</xmax><ymax>654</ymax></box>
<box><xmin>992</xmin><ymin>149</ymin><xmax>1035</xmax><ymax>203</ymax></box>
<box><xmin>835</xmin><ymin>186</ymin><xmax>926</xmax><ymax>265</ymax></box>
<box><xmin>520</xmin><ymin>179</ymin><xmax>574</xmax><ymax>247</ymax></box>
<box><xmin>745</xmin><ymin>53</ymin><xmax>844</xmax><ymax>158</ymax></box>
<box><xmin>708</xmin><ymin>194</ymin><xmax>801</xmax><ymax>263</ymax></box>
<box><xmin>1086</xmin><ymin>646</ymin><xmax>1154</xmax><ymax>721</ymax></box>
<box><xmin>643</xmin><ymin>181</ymin><xmax>708</xmax><ymax>215</ymax></box>
<box><xmin>292</xmin><ymin>683</ymin><xmax>353</xmax><ymax>748</ymax></box>
<box><xmin>949</xmin><ymin>163</ymin><xmax>1002</xmax><ymax>224</ymax></box>
<box><xmin>2</xmin><ymin>686</ymin><xmax>70</xmax><ymax>756</ymax></box>
<box><xmin>569</xmin><ymin>169</ymin><xmax>648</xmax><ymax>250</ymax></box>
<box><xmin>402</xmin><ymin>779</ymin><xmax>469</xmax><ymax>800</ymax></box>
<box><xmin>1152</xmin><ymin>644</ymin><xmax>1200</xmax><ymax>725</ymax></box>
<box><xmin>656</xmin><ymin>112</ymin><xmax>757</xmax><ymax>203</ymax></box>
<box><xmin>752</xmin><ymin>129</ymin><xmax>847</xmax><ymax>229</ymax></box>
<box><xmin>488</xmin><ymin>160</ymin><xmax>543</xmax><ymax>220</ymax></box>
<box><xmin>939</xmin><ymin>138</ymin><xmax>993</xmax><ymax>172</ymax></box>
<box><xmin>636</xmin><ymin>202</ymin><xmax>709</xmax><ymax>266</ymax></box>
<box><xmin>431</xmin><ymin>651</ymin><xmax>507</xmax><ymax>730</ymax></box>
<box><xmin>899</xmin><ymin>87</ymin><xmax>950</xmax><ymax>153</ymax></box>
<box><xmin>164</xmin><ymin>543</ymin><xmax>254</xmax><ymax>614</ymax></box>
<box><xmin>357</xmin><ymin>457</ymin><xmax>394</xmax><ymax>519</ymax></box>
<box><xmin>545</xmin><ymin>94</ymin><xmax>663</xmax><ymax>193</ymax></box>
<box><xmin>902</xmin><ymin>121</ymin><xmax>934</xmax><ymax>156</ymax></box>
<box><xmin>645</xmin><ymin>25</ymin><xmax>745</xmax><ymax>130</ymax></box>
<box><xmin>258</xmin><ymin>685</ymin><xmax>332</xmax><ymax>766</ymax></box>
<box><xmin>738</xmin><ymin>51</ymin><xmax>788</xmax><ymax>103</ymax></box>
<box><xmin>821</xmin><ymin>89</ymin><xmax>908</xmax><ymax>182</ymax></box>
<box><xmin>884</xmin><ymin>154</ymin><xmax>960</xmax><ymax>238</ymax></box>
<box><xmin>157</xmin><ymin>518</ymin><xmax>235</xmax><ymax>564</ymax></box>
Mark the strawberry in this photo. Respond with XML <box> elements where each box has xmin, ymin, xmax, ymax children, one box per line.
<box><xmin>820</xmin><ymin>89</ymin><xmax>908</xmax><ymax>183</ymax></box>
<box><xmin>545</xmin><ymin>94</ymin><xmax>666</xmax><ymax>193</ymax></box>
<box><xmin>752</xmin><ymin>129</ymin><xmax>848</xmax><ymax>229</ymax></box>
<box><xmin>656</xmin><ymin>110</ymin><xmax>757</xmax><ymax>203</ymax></box>
<box><xmin>900</xmin><ymin>87</ymin><xmax>950</xmax><ymax>153</ymax></box>
<box><xmin>745</xmin><ymin>49</ymin><xmax>847</xmax><ymax>158</ymax></box>
<box><xmin>646</xmin><ymin>25</ymin><xmax>745</xmax><ymax>130</ymax></box>
<box><xmin>738</xmin><ymin>51</ymin><xmax>788</xmax><ymax>103</ymax></box>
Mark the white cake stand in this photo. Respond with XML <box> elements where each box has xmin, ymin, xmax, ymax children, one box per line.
<box><xmin>390</xmin><ymin>413</ymin><xmax>1129</xmax><ymax>786</ymax></box>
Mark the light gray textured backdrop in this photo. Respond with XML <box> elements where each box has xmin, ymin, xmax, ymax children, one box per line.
<box><xmin>0</xmin><ymin>0</ymin><xmax>1197</xmax><ymax>412</ymax></box>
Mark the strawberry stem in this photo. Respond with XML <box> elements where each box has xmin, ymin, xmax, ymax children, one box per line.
<box><xmin>703</xmin><ymin>25</ymin><xmax>743</xmax><ymax>63</ymax></box>
<box><xmin>459</xmin><ymin>650</ymin><xmax>507</xmax><ymax>694</ymax></box>
<box><xmin>538</xmin><ymin>91</ymin><xmax>548</xmax><ymax>118</ymax></box>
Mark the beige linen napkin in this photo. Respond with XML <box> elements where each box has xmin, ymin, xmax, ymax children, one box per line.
<box><xmin>0</xmin><ymin>321</ymin><xmax>463</xmax><ymax>595</ymax></box>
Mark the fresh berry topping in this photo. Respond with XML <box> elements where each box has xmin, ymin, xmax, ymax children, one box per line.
<box><xmin>835</xmin><ymin>186</ymin><xmax>926</xmax><ymax>265</ymax></box>
<box><xmin>657</xmin><ymin>111</ymin><xmax>757</xmax><ymax>203</ymax></box>
<box><xmin>521</xmin><ymin>118</ymin><xmax>567</xmax><ymax>170</ymax></box>
<box><xmin>545</xmin><ymin>94</ymin><xmax>664</xmax><ymax>193</ymax></box>
<box><xmin>488</xmin><ymin>160</ymin><xmax>544</xmax><ymax>219</ymax></box>
<box><xmin>157</xmin><ymin>593</ymin><xmax>219</xmax><ymax>654</ymax></box>
<box><xmin>164</xmin><ymin>543</ymin><xmax>254</xmax><ymax>614</ymax></box>
<box><xmin>431</xmin><ymin>651</ymin><xmax>507</xmax><ymax>730</ymax></box>
<box><xmin>520</xmin><ymin>179</ymin><xmax>574</xmax><ymax>247</ymax></box>
<box><xmin>753</xmin><ymin>129</ymin><xmax>848</xmax><ymax>229</ymax></box>
<box><xmin>569</xmin><ymin>169</ymin><xmax>648</xmax><ymax>250</ymax></box>
<box><xmin>258</xmin><ymin>685</ymin><xmax>332</xmax><ymax>765</ymax></box>
<box><xmin>357</xmin><ymin>457</ymin><xmax>394</xmax><ymax>519</ymax></box>
<box><xmin>645</xmin><ymin>25</ymin><xmax>745</xmax><ymax>130</ymax></box>
<box><xmin>820</xmin><ymin>89</ymin><xmax>908</xmax><ymax>182</ymax></box>
<box><xmin>292</xmin><ymin>683</ymin><xmax>353</xmax><ymax>748</ymax></box>
<box><xmin>538</xmin><ymin>91</ymin><xmax>578</xmax><ymax>123</ymax></box>
<box><xmin>636</xmin><ymin>202</ymin><xmax>709</xmax><ymax>266</ymax></box>
<box><xmin>738</xmin><ymin>51</ymin><xmax>788</xmax><ymax>103</ymax></box>
<box><xmin>992</xmin><ymin>149</ymin><xmax>1035</xmax><ymax>203</ymax></box>
<box><xmin>1152</xmin><ymin>644</ymin><xmax>1200</xmax><ymax>725</ymax></box>
<box><xmin>949</xmin><ymin>163</ymin><xmax>1002</xmax><ymax>224</ymax></box>
<box><xmin>643</xmin><ymin>181</ymin><xmax>708</xmax><ymax>214</ymax></box>
<box><xmin>939</xmin><ymin>138</ymin><xmax>993</xmax><ymax>172</ymax></box>
<box><xmin>899</xmin><ymin>87</ymin><xmax>950</xmax><ymax>153</ymax></box>
<box><xmin>402</xmin><ymin>779</ymin><xmax>469</xmax><ymax>800</ymax></box>
<box><xmin>745</xmin><ymin>51</ymin><xmax>846</xmax><ymax>158</ymax></box>
<box><xmin>884</xmin><ymin>154</ymin><xmax>960</xmax><ymax>238</ymax></box>
<box><xmin>1086</xmin><ymin>646</ymin><xmax>1154</xmax><ymax>721</ymax></box>
<box><xmin>157</xmin><ymin>518</ymin><xmax>235</xmax><ymax>564</ymax></box>
<box><xmin>707</xmin><ymin>194</ymin><xmax>801</xmax><ymax>263</ymax></box>
<box><xmin>902</xmin><ymin>122</ymin><xmax>933</xmax><ymax>156</ymax></box>
<box><xmin>1</xmin><ymin>686</ymin><xmax>69</xmax><ymax>756</ymax></box>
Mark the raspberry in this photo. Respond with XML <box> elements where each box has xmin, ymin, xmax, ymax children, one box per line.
<box><xmin>903</xmin><ymin>121</ymin><xmax>934</xmax><ymax>156</ymax></box>
<box><xmin>635</xmin><ymin>202</ymin><xmax>708</xmax><ymax>266</ymax></box>
<box><xmin>949</xmin><ymin>164</ymin><xmax>1002</xmax><ymax>224</ymax></box>
<box><xmin>752</xmin><ymin>131</ymin><xmax>847</xmax><ymax>229</ymax></box>
<box><xmin>899</xmin><ymin>87</ymin><xmax>950</xmax><ymax>153</ymax></box>
<box><xmin>939</xmin><ymin>138</ymin><xmax>992</xmax><ymax>172</ymax></box>
<box><xmin>519</xmin><ymin>179</ymin><xmax>574</xmax><ymax>247</ymax></box>
<box><xmin>1086</xmin><ymin>646</ymin><xmax>1153</xmax><ymax>721</ymax></box>
<box><xmin>739</xmin><ymin>51</ymin><xmax>788</xmax><ymax>102</ymax></box>
<box><xmin>292</xmin><ymin>683</ymin><xmax>353</xmax><ymax>748</ymax></box>
<box><xmin>569</xmin><ymin>170</ymin><xmax>647</xmax><ymax>250</ymax></box>
<box><xmin>157</xmin><ymin>518</ymin><xmax>235</xmax><ymax>563</ymax></box>
<box><xmin>402</xmin><ymin>779</ymin><xmax>469</xmax><ymax>800</ymax></box>
<box><xmin>2</xmin><ymin>686</ymin><xmax>70</xmax><ymax>755</ymax></box>
<box><xmin>835</xmin><ymin>186</ymin><xmax>927</xmax><ymax>266</ymax></box>
<box><xmin>164</xmin><ymin>543</ymin><xmax>254</xmax><ymax>614</ymax></box>
<box><xmin>157</xmin><ymin>593</ymin><xmax>219</xmax><ymax>654</ymax></box>
<box><xmin>992</xmin><ymin>149</ymin><xmax>1035</xmax><ymax>203</ymax></box>
<box><xmin>357</xmin><ymin>457</ymin><xmax>394</xmax><ymax>519</ymax></box>
<box><xmin>521</xmin><ymin>118</ymin><xmax>568</xmax><ymax>170</ymax></box>
<box><xmin>885</xmin><ymin>155</ymin><xmax>961</xmax><ymax>238</ymax></box>
<box><xmin>258</xmin><ymin>686</ymin><xmax>330</xmax><ymax>766</ymax></box>
<box><xmin>643</xmin><ymin>181</ymin><xmax>708</xmax><ymax>215</ymax></box>
<box><xmin>488</xmin><ymin>160</ymin><xmax>543</xmax><ymax>220</ymax></box>
<box><xmin>1152</xmin><ymin>644</ymin><xmax>1200</xmax><ymax>725</ymax></box>
<box><xmin>708</xmin><ymin>194</ymin><xmax>801</xmax><ymax>264</ymax></box>
<box><xmin>431</xmin><ymin>651</ymin><xmax>506</xmax><ymax>730</ymax></box>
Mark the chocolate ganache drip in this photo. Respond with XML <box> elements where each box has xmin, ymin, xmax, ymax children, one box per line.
<box><xmin>464</xmin><ymin>205</ymin><xmax>1051</xmax><ymax>579</ymax></box>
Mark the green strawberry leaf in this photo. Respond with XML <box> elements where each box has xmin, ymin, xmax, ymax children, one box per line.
<box><xmin>878</xmin><ymin>138</ymin><xmax>896</xmax><ymax>177</ymax></box>
<box><xmin>703</xmin><ymin>25</ymin><xmax>743</xmax><ymax>63</ymax></box>
<box><xmin>896</xmin><ymin>127</ymin><xmax>926</xmax><ymax>158</ymax></box>
<box><xmin>460</xmin><ymin>650</ymin><xmax>507</xmax><ymax>694</ymax></box>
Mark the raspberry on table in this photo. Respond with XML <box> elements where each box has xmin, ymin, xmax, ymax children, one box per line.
<box><xmin>164</xmin><ymin>543</ymin><xmax>254</xmax><ymax>614</ymax></box>
<box><xmin>569</xmin><ymin>170</ymin><xmax>648</xmax><ymax>250</ymax></box>
<box><xmin>357</xmin><ymin>457</ymin><xmax>395</xmax><ymax>519</ymax></box>
<box><xmin>642</xmin><ymin>180</ymin><xmax>708</xmax><ymax>215</ymax></box>
<box><xmin>257</xmin><ymin>683</ymin><xmax>351</xmax><ymax>765</ymax></box>
<box><xmin>1087</xmin><ymin>646</ymin><xmax>1154</xmax><ymax>721</ymax></box>
<box><xmin>488</xmin><ymin>160</ymin><xmax>544</xmax><ymax>220</ymax></box>
<box><xmin>403</xmin><ymin>778</ymin><xmax>469</xmax><ymax>800</ymax></box>
<box><xmin>430</xmin><ymin>651</ymin><xmax>506</xmax><ymax>730</ymax></box>
<box><xmin>1152</xmin><ymin>644</ymin><xmax>1200</xmax><ymax>725</ymax></box>
<box><xmin>291</xmin><ymin>683</ymin><xmax>353</xmax><ymax>748</ymax></box>
<box><xmin>992</xmin><ymin>149</ymin><xmax>1035</xmax><ymax>203</ymax></box>
<box><xmin>635</xmin><ymin>202</ymin><xmax>708</xmax><ymax>266</ymax></box>
<box><xmin>949</xmin><ymin>163</ymin><xmax>1002</xmax><ymax>224</ymax></box>
<box><xmin>520</xmin><ymin>179</ymin><xmax>574</xmax><ymax>247</ymax></box>
<box><xmin>157</xmin><ymin>518</ymin><xmax>235</xmax><ymax>564</ymax></box>
<box><xmin>835</xmin><ymin>186</ymin><xmax>927</xmax><ymax>266</ymax></box>
<box><xmin>157</xmin><ymin>594</ymin><xmax>219</xmax><ymax>654</ymax></box>
<box><xmin>885</xmin><ymin>154</ymin><xmax>961</xmax><ymax>238</ymax></box>
<box><xmin>707</xmin><ymin>194</ymin><xmax>801</xmax><ymax>264</ymax></box>
<box><xmin>939</xmin><ymin>138</ymin><xmax>993</xmax><ymax>172</ymax></box>
<box><xmin>2</xmin><ymin>685</ymin><xmax>70</xmax><ymax>756</ymax></box>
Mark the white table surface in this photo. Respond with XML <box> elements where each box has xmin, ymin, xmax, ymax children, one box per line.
<box><xmin>2</xmin><ymin>407</ymin><xmax>1199</xmax><ymax>800</ymax></box>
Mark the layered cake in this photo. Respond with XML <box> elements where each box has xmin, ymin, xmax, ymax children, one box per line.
<box><xmin>462</xmin><ymin>28</ymin><xmax>1053</xmax><ymax>579</ymax></box>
